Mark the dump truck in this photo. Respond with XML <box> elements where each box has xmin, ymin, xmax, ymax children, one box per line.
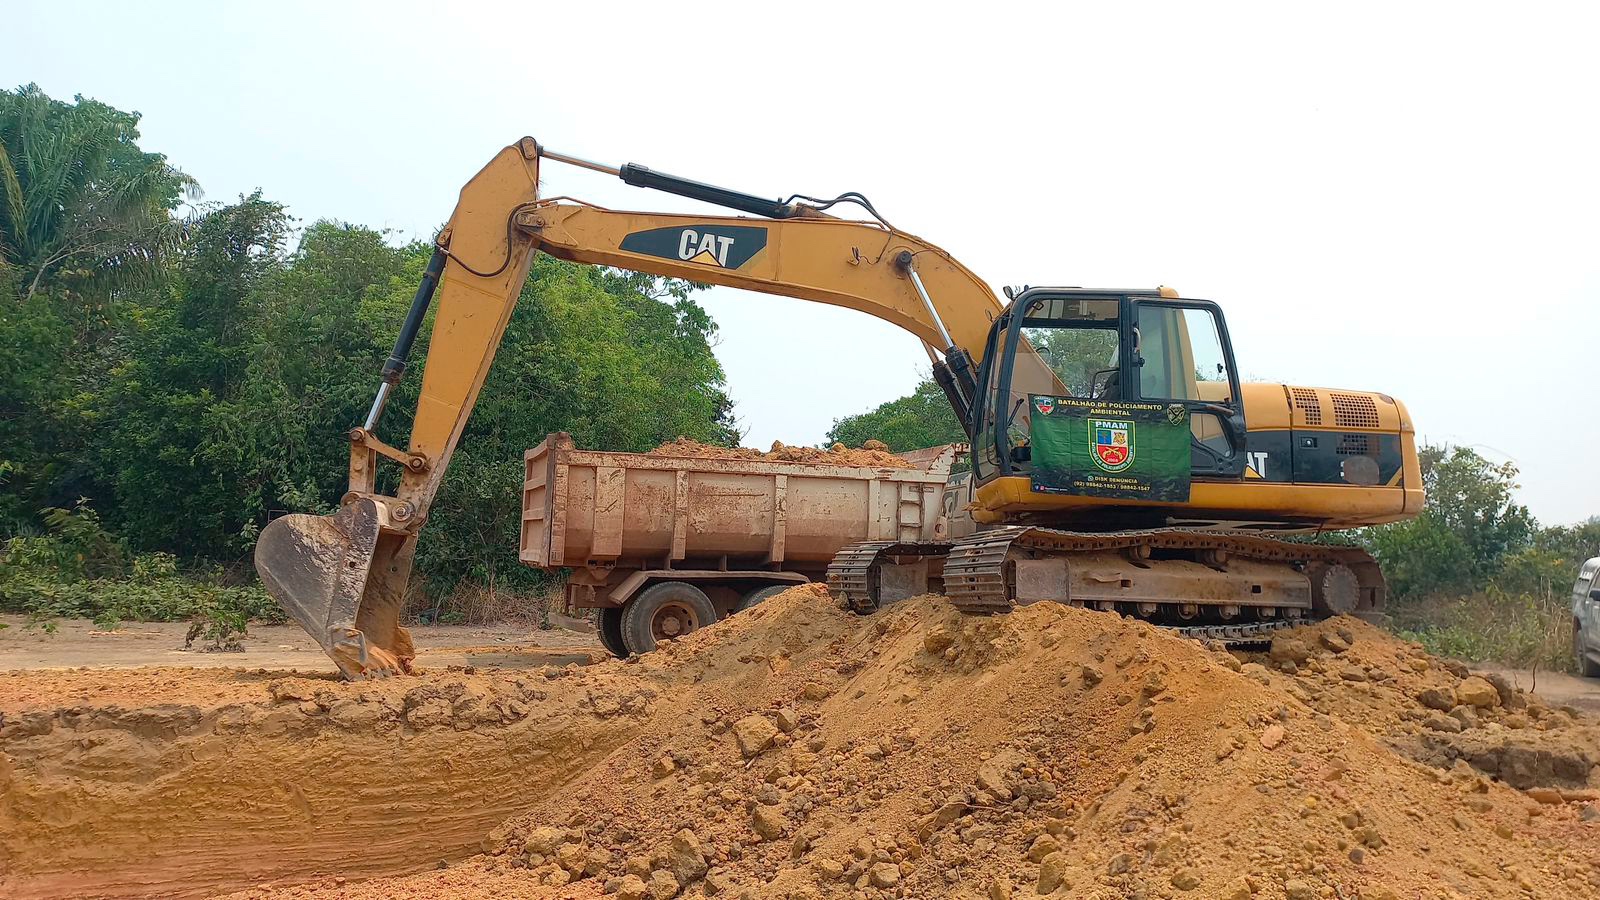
<box><xmin>519</xmin><ymin>433</ymin><xmax>963</xmax><ymax>656</ymax></box>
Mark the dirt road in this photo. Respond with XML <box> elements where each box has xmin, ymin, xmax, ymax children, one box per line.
<box><xmin>0</xmin><ymin>615</ymin><xmax>602</xmax><ymax>674</ymax></box>
<box><xmin>1476</xmin><ymin>664</ymin><xmax>1600</xmax><ymax>715</ymax></box>
<box><xmin>6</xmin><ymin>615</ymin><xmax>1594</xmax><ymax>714</ymax></box>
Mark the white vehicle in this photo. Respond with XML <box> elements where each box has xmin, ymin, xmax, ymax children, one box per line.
<box><xmin>1574</xmin><ymin>557</ymin><xmax>1600</xmax><ymax>677</ymax></box>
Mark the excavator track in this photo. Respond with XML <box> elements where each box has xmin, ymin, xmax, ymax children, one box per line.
<box><xmin>827</xmin><ymin>526</ymin><xmax>1384</xmax><ymax>646</ymax></box>
<box><xmin>826</xmin><ymin>540</ymin><xmax>953</xmax><ymax>613</ymax></box>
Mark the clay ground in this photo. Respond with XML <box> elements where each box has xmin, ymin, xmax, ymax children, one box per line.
<box><xmin>5</xmin><ymin>595</ymin><xmax>1600</xmax><ymax>900</ymax></box>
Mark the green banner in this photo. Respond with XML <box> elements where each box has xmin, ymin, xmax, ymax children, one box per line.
<box><xmin>1029</xmin><ymin>396</ymin><xmax>1192</xmax><ymax>501</ymax></box>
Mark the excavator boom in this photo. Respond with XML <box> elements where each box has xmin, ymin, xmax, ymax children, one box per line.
<box><xmin>256</xmin><ymin>138</ymin><xmax>1012</xmax><ymax>677</ymax></box>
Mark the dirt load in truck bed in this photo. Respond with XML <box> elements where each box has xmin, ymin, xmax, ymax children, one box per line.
<box><xmin>8</xmin><ymin>587</ymin><xmax>1600</xmax><ymax>899</ymax></box>
<box><xmin>649</xmin><ymin>438</ymin><xmax>916</xmax><ymax>469</ymax></box>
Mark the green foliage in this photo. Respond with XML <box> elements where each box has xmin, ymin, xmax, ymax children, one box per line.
<box><xmin>1365</xmin><ymin>446</ymin><xmax>1537</xmax><ymax>600</ymax></box>
<box><xmin>1531</xmin><ymin>516</ymin><xmax>1600</xmax><ymax>572</ymax></box>
<box><xmin>0</xmin><ymin>83</ymin><xmax>737</xmax><ymax>621</ymax></box>
<box><xmin>0</xmin><ymin>501</ymin><xmax>280</xmax><ymax>632</ymax></box>
<box><xmin>1367</xmin><ymin>515</ymin><xmax>1475</xmax><ymax>599</ymax></box>
<box><xmin>1028</xmin><ymin>328</ymin><xmax>1120</xmax><ymax>397</ymax></box>
<box><xmin>94</xmin><ymin>194</ymin><xmax>293</xmax><ymax>556</ymax></box>
<box><xmin>827</xmin><ymin>376</ymin><xmax>965</xmax><ymax>451</ymax></box>
<box><xmin>1392</xmin><ymin>591</ymin><xmax>1573</xmax><ymax>674</ymax></box>
<box><xmin>1418</xmin><ymin>446</ymin><xmax>1536</xmax><ymax>579</ymax></box>
<box><xmin>1489</xmin><ymin>546</ymin><xmax>1575</xmax><ymax>599</ymax></box>
<box><xmin>0</xmin><ymin>83</ymin><xmax>196</xmax><ymax>303</ymax></box>
<box><xmin>1359</xmin><ymin>445</ymin><xmax>1586</xmax><ymax>671</ymax></box>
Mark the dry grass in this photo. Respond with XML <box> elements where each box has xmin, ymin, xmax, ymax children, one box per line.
<box><xmin>406</xmin><ymin>579</ymin><xmax>560</xmax><ymax>628</ymax></box>
<box><xmin>1389</xmin><ymin>590</ymin><xmax>1575</xmax><ymax>673</ymax></box>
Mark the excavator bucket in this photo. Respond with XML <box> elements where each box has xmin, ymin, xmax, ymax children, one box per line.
<box><xmin>254</xmin><ymin>498</ymin><xmax>416</xmax><ymax>679</ymax></box>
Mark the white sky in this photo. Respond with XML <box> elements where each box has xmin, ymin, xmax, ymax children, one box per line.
<box><xmin>11</xmin><ymin>2</ymin><xmax>1599</xmax><ymax>525</ymax></box>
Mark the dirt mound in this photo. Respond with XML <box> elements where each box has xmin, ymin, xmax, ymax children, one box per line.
<box><xmin>228</xmin><ymin>590</ymin><xmax>1600</xmax><ymax>900</ymax></box>
<box><xmin>1242</xmin><ymin>618</ymin><xmax>1600</xmax><ymax>795</ymax></box>
<box><xmin>649</xmin><ymin>438</ymin><xmax>915</xmax><ymax>469</ymax></box>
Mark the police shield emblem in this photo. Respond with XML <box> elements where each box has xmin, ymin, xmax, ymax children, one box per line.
<box><xmin>1090</xmin><ymin>418</ymin><xmax>1134</xmax><ymax>473</ymax></box>
<box><xmin>1034</xmin><ymin>396</ymin><xmax>1055</xmax><ymax>415</ymax></box>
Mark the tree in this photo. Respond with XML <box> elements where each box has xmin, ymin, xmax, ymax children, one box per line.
<box><xmin>827</xmin><ymin>376</ymin><xmax>965</xmax><ymax>451</ymax></box>
<box><xmin>0</xmin><ymin>85</ymin><xmax>197</xmax><ymax>530</ymax></box>
<box><xmin>1417</xmin><ymin>447</ymin><xmax>1535</xmax><ymax>578</ymax></box>
<box><xmin>94</xmin><ymin>194</ymin><xmax>292</xmax><ymax>556</ymax></box>
<box><xmin>1365</xmin><ymin>445</ymin><xmax>1537</xmax><ymax>600</ymax></box>
<box><xmin>1533</xmin><ymin>516</ymin><xmax>1600</xmax><ymax>570</ymax></box>
<box><xmin>0</xmin><ymin>84</ymin><xmax>196</xmax><ymax>304</ymax></box>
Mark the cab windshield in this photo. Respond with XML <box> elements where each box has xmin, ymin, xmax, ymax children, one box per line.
<box><xmin>1017</xmin><ymin>295</ymin><xmax>1121</xmax><ymax>400</ymax></box>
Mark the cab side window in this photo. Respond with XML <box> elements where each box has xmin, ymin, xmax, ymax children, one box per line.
<box><xmin>1137</xmin><ymin>306</ymin><xmax>1233</xmax><ymax>403</ymax></box>
<box><xmin>1136</xmin><ymin>303</ymin><xmax>1240</xmax><ymax>470</ymax></box>
<box><xmin>1577</xmin><ymin>562</ymin><xmax>1600</xmax><ymax>603</ymax></box>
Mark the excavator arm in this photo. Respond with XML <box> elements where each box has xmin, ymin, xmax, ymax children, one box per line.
<box><xmin>254</xmin><ymin>137</ymin><xmax>1010</xmax><ymax>677</ymax></box>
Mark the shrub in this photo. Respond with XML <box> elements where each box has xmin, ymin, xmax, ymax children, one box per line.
<box><xmin>1390</xmin><ymin>589</ymin><xmax>1574</xmax><ymax>674</ymax></box>
<box><xmin>0</xmin><ymin>501</ymin><xmax>282</xmax><ymax>638</ymax></box>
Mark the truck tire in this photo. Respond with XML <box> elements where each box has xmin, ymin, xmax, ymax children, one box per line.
<box><xmin>739</xmin><ymin>584</ymin><xmax>791</xmax><ymax>612</ymax></box>
<box><xmin>1576</xmin><ymin>621</ymin><xmax>1600</xmax><ymax>678</ymax></box>
<box><xmin>621</xmin><ymin>581</ymin><xmax>717</xmax><ymax>655</ymax></box>
<box><xmin>597</xmin><ymin>607</ymin><xmax>628</xmax><ymax>659</ymax></box>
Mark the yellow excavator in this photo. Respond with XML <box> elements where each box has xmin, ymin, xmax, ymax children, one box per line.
<box><xmin>255</xmin><ymin>137</ymin><xmax>1423</xmax><ymax>678</ymax></box>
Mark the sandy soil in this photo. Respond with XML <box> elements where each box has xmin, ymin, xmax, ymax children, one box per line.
<box><xmin>4</xmin><ymin>594</ymin><xmax>1600</xmax><ymax>899</ymax></box>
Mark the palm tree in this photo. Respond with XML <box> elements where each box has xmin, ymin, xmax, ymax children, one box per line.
<box><xmin>0</xmin><ymin>83</ymin><xmax>198</xmax><ymax>303</ymax></box>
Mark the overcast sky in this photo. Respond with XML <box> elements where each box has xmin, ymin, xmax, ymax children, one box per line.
<box><xmin>11</xmin><ymin>3</ymin><xmax>1599</xmax><ymax>525</ymax></box>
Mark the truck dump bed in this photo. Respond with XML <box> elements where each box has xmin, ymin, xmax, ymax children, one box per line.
<box><xmin>520</xmin><ymin>433</ymin><xmax>956</xmax><ymax>576</ymax></box>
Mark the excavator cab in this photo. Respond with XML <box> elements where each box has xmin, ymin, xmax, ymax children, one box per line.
<box><xmin>969</xmin><ymin>288</ymin><xmax>1249</xmax><ymax>491</ymax></box>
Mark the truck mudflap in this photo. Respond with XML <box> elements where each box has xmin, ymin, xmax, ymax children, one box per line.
<box><xmin>827</xmin><ymin>526</ymin><xmax>1385</xmax><ymax>644</ymax></box>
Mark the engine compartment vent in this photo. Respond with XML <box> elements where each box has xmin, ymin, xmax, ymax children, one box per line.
<box><xmin>1290</xmin><ymin>388</ymin><xmax>1323</xmax><ymax>425</ymax></box>
<box><xmin>1330</xmin><ymin>392</ymin><xmax>1381</xmax><ymax>429</ymax></box>
<box><xmin>1336</xmin><ymin>433</ymin><xmax>1375</xmax><ymax>456</ymax></box>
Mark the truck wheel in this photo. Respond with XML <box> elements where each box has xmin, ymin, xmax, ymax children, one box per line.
<box><xmin>739</xmin><ymin>584</ymin><xmax>791</xmax><ymax>612</ymax></box>
<box><xmin>1576</xmin><ymin>621</ymin><xmax>1600</xmax><ymax>678</ymax></box>
<box><xmin>621</xmin><ymin>582</ymin><xmax>717</xmax><ymax>655</ymax></box>
<box><xmin>597</xmin><ymin>607</ymin><xmax>628</xmax><ymax>659</ymax></box>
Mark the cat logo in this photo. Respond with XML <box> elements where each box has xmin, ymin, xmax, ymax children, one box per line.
<box><xmin>619</xmin><ymin>225</ymin><xmax>768</xmax><ymax>270</ymax></box>
<box><xmin>678</xmin><ymin>229</ymin><xmax>733</xmax><ymax>266</ymax></box>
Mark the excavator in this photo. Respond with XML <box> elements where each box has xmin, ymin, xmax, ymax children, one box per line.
<box><xmin>254</xmin><ymin>137</ymin><xmax>1423</xmax><ymax>678</ymax></box>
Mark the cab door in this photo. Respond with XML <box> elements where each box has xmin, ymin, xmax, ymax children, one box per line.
<box><xmin>1131</xmin><ymin>301</ymin><xmax>1248</xmax><ymax>478</ymax></box>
